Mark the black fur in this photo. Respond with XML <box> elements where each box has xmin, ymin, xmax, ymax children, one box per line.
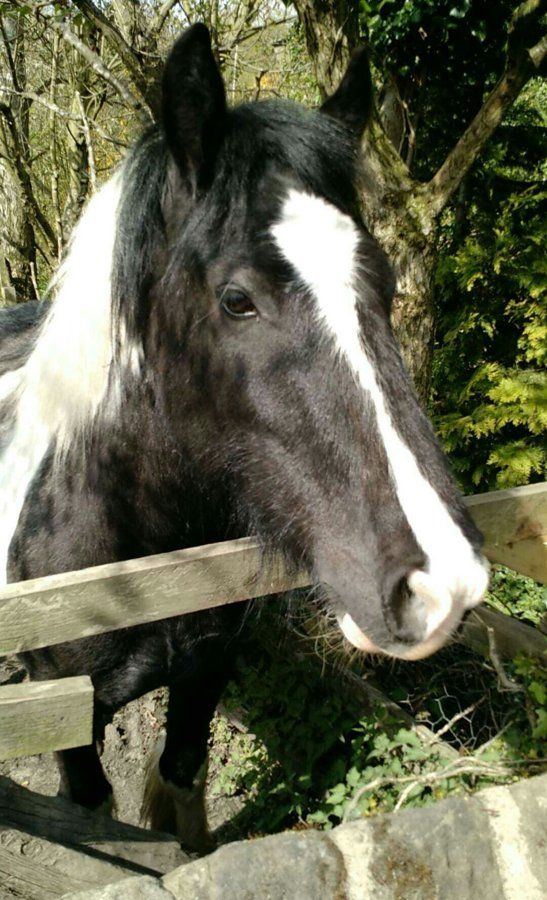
<box><xmin>162</xmin><ymin>24</ymin><xmax>226</xmax><ymax>186</ymax></box>
<box><xmin>1</xmin><ymin>25</ymin><xmax>484</xmax><ymax>842</ymax></box>
<box><xmin>321</xmin><ymin>46</ymin><xmax>372</xmax><ymax>135</ymax></box>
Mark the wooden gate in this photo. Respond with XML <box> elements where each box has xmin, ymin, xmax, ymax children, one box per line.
<box><xmin>1</xmin><ymin>482</ymin><xmax>545</xmax><ymax>762</ymax></box>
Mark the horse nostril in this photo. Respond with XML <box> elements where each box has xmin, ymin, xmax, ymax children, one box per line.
<box><xmin>387</xmin><ymin>575</ymin><xmax>427</xmax><ymax>644</ymax></box>
<box><xmin>390</xmin><ymin>576</ymin><xmax>411</xmax><ymax>626</ymax></box>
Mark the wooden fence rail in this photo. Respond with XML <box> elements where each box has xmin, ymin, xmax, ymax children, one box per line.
<box><xmin>0</xmin><ymin>481</ymin><xmax>545</xmax><ymax>761</ymax></box>
<box><xmin>0</xmin><ymin>677</ymin><xmax>93</xmax><ymax>761</ymax></box>
<box><xmin>466</xmin><ymin>482</ymin><xmax>546</xmax><ymax>583</ymax></box>
<box><xmin>1</xmin><ymin>483</ymin><xmax>545</xmax><ymax>658</ymax></box>
<box><xmin>0</xmin><ymin>538</ymin><xmax>309</xmax><ymax>657</ymax></box>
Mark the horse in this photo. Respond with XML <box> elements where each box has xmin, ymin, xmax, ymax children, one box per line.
<box><xmin>0</xmin><ymin>24</ymin><xmax>488</xmax><ymax>851</ymax></box>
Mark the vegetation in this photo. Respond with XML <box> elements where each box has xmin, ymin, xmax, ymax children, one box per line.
<box><xmin>209</xmin><ymin>574</ymin><xmax>546</xmax><ymax>839</ymax></box>
<box><xmin>432</xmin><ymin>81</ymin><xmax>546</xmax><ymax>492</ymax></box>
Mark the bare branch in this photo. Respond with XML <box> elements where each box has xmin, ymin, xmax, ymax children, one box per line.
<box><xmin>342</xmin><ymin>748</ymin><xmax>545</xmax><ymax>821</ymax></box>
<box><xmin>427</xmin><ymin>0</ymin><xmax>547</xmax><ymax>215</ymax></box>
<box><xmin>175</xmin><ymin>2</ymin><xmax>193</xmax><ymax>27</ymax></box>
<box><xmin>486</xmin><ymin>626</ymin><xmax>526</xmax><ymax>694</ymax></box>
<box><xmin>433</xmin><ymin>702</ymin><xmax>482</xmax><ymax>740</ymax></box>
<box><xmin>0</xmin><ymin>102</ymin><xmax>56</xmax><ymax>251</ymax></box>
<box><xmin>0</xmin><ymin>85</ymin><xmax>128</xmax><ymax>146</ymax></box>
<box><xmin>0</xmin><ymin>84</ymin><xmax>71</xmax><ymax>120</ymax></box>
<box><xmin>68</xmin><ymin>0</ymin><xmax>153</xmax><ymax>105</ymax></box>
<box><xmin>149</xmin><ymin>0</ymin><xmax>180</xmax><ymax>35</ymax></box>
<box><xmin>229</xmin><ymin>16</ymin><xmax>297</xmax><ymax>49</ymax></box>
<box><xmin>76</xmin><ymin>91</ymin><xmax>96</xmax><ymax>194</ymax></box>
<box><xmin>49</xmin><ymin>32</ymin><xmax>63</xmax><ymax>259</ymax></box>
<box><xmin>11</xmin><ymin>0</ymin><xmax>154</xmax><ymax>120</ymax></box>
<box><xmin>54</xmin><ymin>19</ymin><xmax>152</xmax><ymax>122</ymax></box>
<box><xmin>0</xmin><ymin>16</ymin><xmax>21</xmax><ymax>91</ymax></box>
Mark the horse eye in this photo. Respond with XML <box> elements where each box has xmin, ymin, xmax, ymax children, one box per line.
<box><xmin>220</xmin><ymin>290</ymin><xmax>257</xmax><ymax>320</ymax></box>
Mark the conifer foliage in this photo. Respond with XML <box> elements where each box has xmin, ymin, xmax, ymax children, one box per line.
<box><xmin>433</xmin><ymin>84</ymin><xmax>546</xmax><ymax>491</ymax></box>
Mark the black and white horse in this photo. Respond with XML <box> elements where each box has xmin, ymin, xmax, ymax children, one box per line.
<box><xmin>0</xmin><ymin>26</ymin><xmax>488</xmax><ymax>849</ymax></box>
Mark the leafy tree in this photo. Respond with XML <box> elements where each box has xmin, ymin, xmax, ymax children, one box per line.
<box><xmin>292</xmin><ymin>0</ymin><xmax>546</xmax><ymax>397</ymax></box>
<box><xmin>432</xmin><ymin>81</ymin><xmax>546</xmax><ymax>491</ymax></box>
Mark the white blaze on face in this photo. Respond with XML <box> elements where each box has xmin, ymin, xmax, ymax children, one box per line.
<box><xmin>0</xmin><ymin>171</ymin><xmax>140</xmax><ymax>585</ymax></box>
<box><xmin>271</xmin><ymin>190</ymin><xmax>488</xmax><ymax>651</ymax></box>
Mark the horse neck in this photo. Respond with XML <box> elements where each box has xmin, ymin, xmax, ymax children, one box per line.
<box><xmin>82</xmin><ymin>382</ymin><xmax>237</xmax><ymax>556</ymax></box>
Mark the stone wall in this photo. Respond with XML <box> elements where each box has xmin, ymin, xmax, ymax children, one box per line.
<box><xmin>66</xmin><ymin>772</ymin><xmax>546</xmax><ymax>899</ymax></box>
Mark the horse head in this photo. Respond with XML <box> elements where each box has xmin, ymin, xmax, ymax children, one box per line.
<box><xmin>113</xmin><ymin>25</ymin><xmax>488</xmax><ymax>661</ymax></box>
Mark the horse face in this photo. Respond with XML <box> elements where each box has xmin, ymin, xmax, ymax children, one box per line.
<box><xmin>156</xmin><ymin>26</ymin><xmax>488</xmax><ymax>660</ymax></box>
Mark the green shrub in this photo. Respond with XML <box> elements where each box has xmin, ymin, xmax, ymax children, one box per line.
<box><xmin>433</xmin><ymin>189</ymin><xmax>546</xmax><ymax>492</ymax></box>
<box><xmin>209</xmin><ymin>580</ymin><xmax>545</xmax><ymax>840</ymax></box>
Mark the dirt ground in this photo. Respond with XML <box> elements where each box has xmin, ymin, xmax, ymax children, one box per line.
<box><xmin>0</xmin><ymin>655</ymin><xmax>245</xmax><ymax>843</ymax></box>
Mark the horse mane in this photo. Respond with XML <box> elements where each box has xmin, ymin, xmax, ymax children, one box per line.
<box><xmin>111</xmin><ymin>128</ymin><xmax>168</xmax><ymax>359</ymax></box>
<box><xmin>0</xmin><ymin>133</ymin><xmax>167</xmax><ymax>580</ymax></box>
<box><xmin>0</xmin><ymin>129</ymin><xmax>168</xmax><ymax>455</ymax></box>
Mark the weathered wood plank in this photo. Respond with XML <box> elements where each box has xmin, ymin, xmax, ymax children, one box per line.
<box><xmin>0</xmin><ymin>775</ymin><xmax>188</xmax><ymax>898</ymax></box>
<box><xmin>466</xmin><ymin>482</ymin><xmax>547</xmax><ymax>583</ymax></box>
<box><xmin>0</xmin><ymin>834</ymin><xmax>134</xmax><ymax>899</ymax></box>
<box><xmin>0</xmin><ymin>484</ymin><xmax>544</xmax><ymax>656</ymax></box>
<box><xmin>0</xmin><ymin>677</ymin><xmax>93</xmax><ymax>761</ymax></box>
<box><xmin>457</xmin><ymin>606</ymin><xmax>546</xmax><ymax>661</ymax></box>
<box><xmin>0</xmin><ymin>538</ymin><xmax>309</xmax><ymax>656</ymax></box>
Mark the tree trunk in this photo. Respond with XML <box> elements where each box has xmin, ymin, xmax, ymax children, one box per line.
<box><xmin>381</xmin><ymin>226</ymin><xmax>436</xmax><ymax>402</ymax></box>
<box><xmin>0</xmin><ymin>13</ymin><xmax>42</xmax><ymax>300</ymax></box>
<box><xmin>360</xmin><ymin>192</ymin><xmax>437</xmax><ymax>400</ymax></box>
<box><xmin>292</xmin><ymin>0</ymin><xmax>359</xmax><ymax>99</ymax></box>
<box><xmin>292</xmin><ymin>0</ymin><xmax>547</xmax><ymax>399</ymax></box>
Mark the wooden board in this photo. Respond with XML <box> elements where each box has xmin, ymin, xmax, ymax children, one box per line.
<box><xmin>0</xmin><ymin>835</ymin><xmax>136</xmax><ymax>899</ymax></box>
<box><xmin>0</xmin><ymin>775</ymin><xmax>187</xmax><ymax>879</ymax></box>
<box><xmin>466</xmin><ymin>482</ymin><xmax>547</xmax><ymax>583</ymax></box>
<box><xmin>458</xmin><ymin>606</ymin><xmax>546</xmax><ymax>662</ymax></box>
<box><xmin>0</xmin><ymin>537</ymin><xmax>309</xmax><ymax>656</ymax></box>
<box><xmin>0</xmin><ymin>677</ymin><xmax>93</xmax><ymax>761</ymax></box>
<box><xmin>0</xmin><ymin>484</ymin><xmax>544</xmax><ymax>657</ymax></box>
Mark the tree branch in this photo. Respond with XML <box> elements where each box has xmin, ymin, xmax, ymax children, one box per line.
<box><xmin>68</xmin><ymin>0</ymin><xmax>153</xmax><ymax>107</ymax></box>
<box><xmin>292</xmin><ymin>0</ymin><xmax>360</xmax><ymax>97</ymax></box>
<box><xmin>0</xmin><ymin>84</ymin><xmax>128</xmax><ymax>146</ymax></box>
<box><xmin>0</xmin><ymin>102</ymin><xmax>56</xmax><ymax>252</ymax></box>
<box><xmin>427</xmin><ymin>0</ymin><xmax>547</xmax><ymax>216</ymax></box>
<box><xmin>12</xmin><ymin>0</ymin><xmax>155</xmax><ymax>119</ymax></box>
<box><xmin>75</xmin><ymin>91</ymin><xmax>96</xmax><ymax>193</ymax></box>
<box><xmin>0</xmin><ymin>16</ymin><xmax>21</xmax><ymax>92</ymax></box>
<box><xmin>55</xmin><ymin>18</ymin><xmax>152</xmax><ymax>122</ymax></box>
<box><xmin>149</xmin><ymin>0</ymin><xmax>180</xmax><ymax>36</ymax></box>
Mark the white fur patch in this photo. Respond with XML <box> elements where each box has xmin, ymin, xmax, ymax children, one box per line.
<box><xmin>272</xmin><ymin>190</ymin><xmax>488</xmax><ymax>644</ymax></box>
<box><xmin>28</xmin><ymin>172</ymin><xmax>126</xmax><ymax>445</ymax></box>
<box><xmin>0</xmin><ymin>369</ymin><xmax>22</xmax><ymax>402</ymax></box>
<box><xmin>0</xmin><ymin>172</ymin><xmax>140</xmax><ymax>584</ymax></box>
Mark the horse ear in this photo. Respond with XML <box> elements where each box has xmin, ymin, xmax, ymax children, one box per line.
<box><xmin>162</xmin><ymin>24</ymin><xmax>226</xmax><ymax>184</ymax></box>
<box><xmin>320</xmin><ymin>47</ymin><xmax>372</xmax><ymax>137</ymax></box>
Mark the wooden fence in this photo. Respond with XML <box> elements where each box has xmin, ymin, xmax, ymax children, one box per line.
<box><xmin>1</xmin><ymin>482</ymin><xmax>545</xmax><ymax>762</ymax></box>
